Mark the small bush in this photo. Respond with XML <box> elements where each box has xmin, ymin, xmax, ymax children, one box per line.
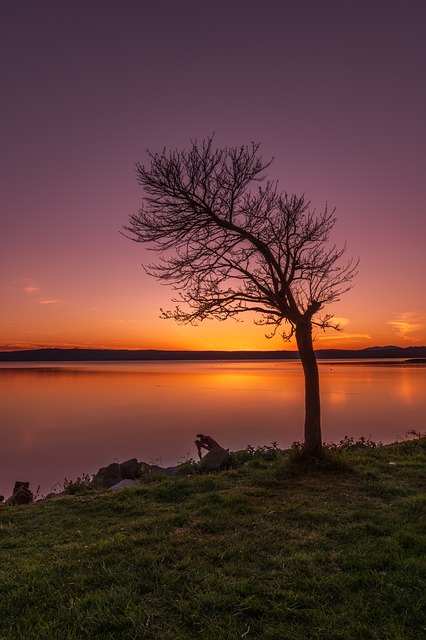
<box><xmin>176</xmin><ymin>458</ymin><xmax>200</xmax><ymax>475</ymax></box>
<box><xmin>63</xmin><ymin>473</ymin><xmax>93</xmax><ymax>495</ymax></box>
<box><xmin>230</xmin><ymin>442</ymin><xmax>282</xmax><ymax>468</ymax></box>
<box><xmin>325</xmin><ymin>435</ymin><xmax>382</xmax><ymax>451</ymax></box>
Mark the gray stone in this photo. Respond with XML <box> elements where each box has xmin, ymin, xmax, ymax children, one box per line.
<box><xmin>109</xmin><ymin>479</ymin><xmax>136</xmax><ymax>490</ymax></box>
<box><xmin>43</xmin><ymin>492</ymin><xmax>64</xmax><ymax>500</ymax></box>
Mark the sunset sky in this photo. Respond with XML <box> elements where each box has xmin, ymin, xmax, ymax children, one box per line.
<box><xmin>1</xmin><ymin>0</ymin><xmax>425</xmax><ymax>352</ymax></box>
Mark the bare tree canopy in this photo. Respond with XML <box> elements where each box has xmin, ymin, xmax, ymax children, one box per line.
<box><xmin>124</xmin><ymin>136</ymin><xmax>358</xmax><ymax>458</ymax></box>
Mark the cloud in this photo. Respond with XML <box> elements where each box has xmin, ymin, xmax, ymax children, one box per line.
<box><xmin>316</xmin><ymin>332</ymin><xmax>372</xmax><ymax>342</ymax></box>
<box><xmin>315</xmin><ymin>316</ymin><xmax>371</xmax><ymax>341</ymax></box>
<box><xmin>12</xmin><ymin>278</ymin><xmax>62</xmax><ymax>305</ymax></box>
<box><xmin>387</xmin><ymin>313</ymin><xmax>425</xmax><ymax>341</ymax></box>
<box><xmin>11</xmin><ymin>277</ymin><xmax>41</xmax><ymax>294</ymax></box>
<box><xmin>114</xmin><ymin>318</ymin><xmax>137</xmax><ymax>325</ymax></box>
<box><xmin>0</xmin><ymin>341</ymin><xmax>47</xmax><ymax>351</ymax></box>
<box><xmin>330</xmin><ymin>317</ymin><xmax>350</xmax><ymax>328</ymax></box>
<box><xmin>19</xmin><ymin>278</ymin><xmax>40</xmax><ymax>294</ymax></box>
<box><xmin>0</xmin><ymin>340</ymin><xmax>82</xmax><ymax>351</ymax></box>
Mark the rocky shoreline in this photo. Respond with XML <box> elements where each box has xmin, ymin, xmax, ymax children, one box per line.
<box><xmin>1</xmin><ymin>435</ymin><xmax>233</xmax><ymax>505</ymax></box>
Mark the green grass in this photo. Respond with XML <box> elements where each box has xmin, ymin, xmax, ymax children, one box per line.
<box><xmin>1</xmin><ymin>439</ymin><xmax>425</xmax><ymax>639</ymax></box>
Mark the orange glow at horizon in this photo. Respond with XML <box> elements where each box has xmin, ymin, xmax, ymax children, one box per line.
<box><xmin>2</xmin><ymin>313</ymin><xmax>422</xmax><ymax>353</ymax></box>
<box><xmin>4</xmin><ymin>269</ymin><xmax>425</xmax><ymax>352</ymax></box>
<box><xmin>2</xmin><ymin>285</ymin><xmax>426</xmax><ymax>353</ymax></box>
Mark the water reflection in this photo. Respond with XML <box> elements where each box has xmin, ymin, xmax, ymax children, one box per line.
<box><xmin>1</xmin><ymin>361</ymin><xmax>425</xmax><ymax>498</ymax></box>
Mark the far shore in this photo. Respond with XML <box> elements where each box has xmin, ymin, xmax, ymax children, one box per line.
<box><xmin>1</xmin><ymin>345</ymin><xmax>426</xmax><ymax>362</ymax></box>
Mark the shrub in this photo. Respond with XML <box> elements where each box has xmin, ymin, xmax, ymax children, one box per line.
<box><xmin>63</xmin><ymin>473</ymin><xmax>93</xmax><ymax>495</ymax></box>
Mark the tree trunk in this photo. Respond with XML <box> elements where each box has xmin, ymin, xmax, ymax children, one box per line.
<box><xmin>295</xmin><ymin>320</ymin><xmax>322</xmax><ymax>458</ymax></box>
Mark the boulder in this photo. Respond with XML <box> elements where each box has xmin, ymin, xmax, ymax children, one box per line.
<box><xmin>195</xmin><ymin>434</ymin><xmax>231</xmax><ymax>471</ymax></box>
<box><xmin>92</xmin><ymin>462</ymin><xmax>122</xmax><ymax>488</ymax></box>
<box><xmin>120</xmin><ymin>458</ymin><xmax>141</xmax><ymax>479</ymax></box>
<box><xmin>91</xmin><ymin>455</ymin><xmax>185</xmax><ymax>487</ymax></box>
<box><xmin>199</xmin><ymin>446</ymin><xmax>231</xmax><ymax>472</ymax></box>
<box><xmin>43</xmin><ymin>492</ymin><xmax>64</xmax><ymax>500</ymax></box>
<box><xmin>140</xmin><ymin>463</ymin><xmax>178</xmax><ymax>477</ymax></box>
<box><xmin>7</xmin><ymin>481</ymin><xmax>33</xmax><ymax>505</ymax></box>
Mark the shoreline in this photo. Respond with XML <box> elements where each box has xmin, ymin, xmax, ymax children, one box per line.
<box><xmin>2</xmin><ymin>434</ymin><xmax>423</xmax><ymax>503</ymax></box>
<box><xmin>1</xmin><ymin>358</ymin><xmax>426</xmax><ymax>370</ymax></box>
<box><xmin>1</xmin><ymin>346</ymin><xmax>426</xmax><ymax>362</ymax></box>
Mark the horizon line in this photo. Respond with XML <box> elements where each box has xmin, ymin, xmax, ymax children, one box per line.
<box><xmin>2</xmin><ymin>344</ymin><xmax>424</xmax><ymax>354</ymax></box>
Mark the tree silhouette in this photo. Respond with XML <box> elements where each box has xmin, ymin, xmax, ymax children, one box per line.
<box><xmin>124</xmin><ymin>137</ymin><xmax>358</xmax><ymax>458</ymax></box>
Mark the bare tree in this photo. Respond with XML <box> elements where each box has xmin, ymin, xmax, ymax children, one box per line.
<box><xmin>124</xmin><ymin>137</ymin><xmax>358</xmax><ymax>458</ymax></box>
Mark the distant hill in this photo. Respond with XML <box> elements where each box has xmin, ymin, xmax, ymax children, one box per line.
<box><xmin>1</xmin><ymin>346</ymin><xmax>426</xmax><ymax>362</ymax></box>
<box><xmin>315</xmin><ymin>346</ymin><xmax>426</xmax><ymax>360</ymax></box>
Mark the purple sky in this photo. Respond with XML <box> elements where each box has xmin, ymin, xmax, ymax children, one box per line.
<box><xmin>1</xmin><ymin>0</ymin><xmax>425</xmax><ymax>351</ymax></box>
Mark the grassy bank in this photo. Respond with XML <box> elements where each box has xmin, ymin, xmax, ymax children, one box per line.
<box><xmin>1</xmin><ymin>439</ymin><xmax>425</xmax><ymax>640</ymax></box>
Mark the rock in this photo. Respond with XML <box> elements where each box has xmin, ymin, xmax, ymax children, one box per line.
<box><xmin>109</xmin><ymin>479</ymin><xmax>136</xmax><ymax>490</ymax></box>
<box><xmin>163</xmin><ymin>466</ymin><xmax>179</xmax><ymax>477</ymax></box>
<box><xmin>91</xmin><ymin>456</ymin><xmax>183</xmax><ymax>488</ymax></box>
<box><xmin>195</xmin><ymin>434</ymin><xmax>231</xmax><ymax>471</ymax></box>
<box><xmin>43</xmin><ymin>492</ymin><xmax>64</xmax><ymax>500</ymax></box>
<box><xmin>7</xmin><ymin>481</ymin><xmax>33</xmax><ymax>505</ymax></box>
<box><xmin>195</xmin><ymin>434</ymin><xmax>221</xmax><ymax>459</ymax></box>
<box><xmin>140</xmin><ymin>463</ymin><xmax>178</xmax><ymax>477</ymax></box>
<box><xmin>199</xmin><ymin>446</ymin><xmax>231</xmax><ymax>472</ymax></box>
<box><xmin>92</xmin><ymin>462</ymin><xmax>122</xmax><ymax>488</ymax></box>
<box><xmin>120</xmin><ymin>458</ymin><xmax>141</xmax><ymax>479</ymax></box>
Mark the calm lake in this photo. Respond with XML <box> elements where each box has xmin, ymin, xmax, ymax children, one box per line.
<box><xmin>1</xmin><ymin>360</ymin><xmax>425</xmax><ymax>498</ymax></box>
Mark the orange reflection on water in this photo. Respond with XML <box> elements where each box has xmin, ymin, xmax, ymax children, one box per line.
<box><xmin>319</xmin><ymin>363</ymin><xmax>426</xmax><ymax>443</ymax></box>
<box><xmin>1</xmin><ymin>361</ymin><xmax>425</xmax><ymax>498</ymax></box>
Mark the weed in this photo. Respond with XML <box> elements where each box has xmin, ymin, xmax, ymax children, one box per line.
<box><xmin>63</xmin><ymin>473</ymin><xmax>93</xmax><ymax>495</ymax></box>
<box><xmin>230</xmin><ymin>442</ymin><xmax>282</xmax><ymax>467</ymax></box>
